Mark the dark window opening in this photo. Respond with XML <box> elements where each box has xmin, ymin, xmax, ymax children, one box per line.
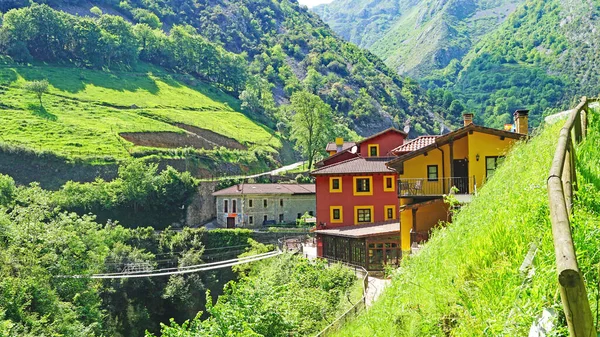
<box><xmin>249</xmin><ymin>216</ymin><xmax>253</xmax><ymax>224</ymax></box>
<box><xmin>297</xmin><ymin>213</ymin><xmax>302</xmax><ymax>219</ymax></box>
<box><xmin>263</xmin><ymin>215</ymin><xmax>268</xmax><ymax>222</ymax></box>
<box><xmin>249</xmin><ymin>199</ymin><xmax>253</xmax><ymax>207</ymax></box>
<box><xmin>263</xmin><ymin>199</ymin><xmax>267</xmax><ymax>208</ymax></box>
<box><xmin>224</xmin><ymin>200</ymin><xmax>228</xmax><ymax>213</ymax></box>
<box><xmin>279</xmin><ymin>214</ymin><xmax>284</xmax><ymax>223</ymax></box>
<box><xmin>357</xmin><ymin>209</ymin><xmax>371</xmax><ymax>223</ymax></box>
<box><xmin>332</xmin><ymin>178</ymin><xmax>340</xmax><ymax>190</ymax></box>
<box><xmin>356</xmin><ymin>178</ymin><xmax>371</xmax><ymax>193</ymax></box>
<box><xmin>387</xmin><ymin>207</ymin><xmax>393</xmax><ymax>219</ymax></box>
<box><xmin>386</xmin><ymin>177</ymin><xmax>393</xmax><ymax>189</ymax></box>
<box><xmin>279</xmin><ymin>199</ymin><xmax>283</xmax><ymax>207</ymax></box>
<box><xmin>369</xmin><ymin>146</ymin><xmax>378</xmax><ymax>156</ymax></box>
<box><xmin>232</xmin><ymin>200</ymin><xmax>237</xmax><ymax>213</ymax></box>
<box><xmin>333</xmin><ymin>209</ymin><xmax>341</xmax><ymax>220</ymax></box>
<box><xmin>427</xmin><ymin>165</ymin><xmax>439</xmax><ymax>182</ymax></box>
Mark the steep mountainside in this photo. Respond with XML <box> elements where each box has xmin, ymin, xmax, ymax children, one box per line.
<box><xmin>314</xmin><ymin>0</ymin><xmax>522</xmax><ymax>78</ymax></box>
<box><xmin>423</xmin><ymin>0</ymin><xmax>600</xmax><ymax>127</ymax></box>
<box><xmin>315</xmin><ymin>0</ymin><xmax>600</xmax><ymax>129</ymax></box>
<box><xmin>1</xmin><ymin>0</ymin><xmax>442</xmax><ymax>139</ymax></box>
<box><xmin>312</xmin><ymin>0</ymin><xmax>417</xmax><ymax>49</ymax></box>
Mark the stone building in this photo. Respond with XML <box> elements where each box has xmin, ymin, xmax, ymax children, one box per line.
<box><xmin>212</xmin><ymin>183</ymin><xmax>315</xmax><ymax>228</ymax></box>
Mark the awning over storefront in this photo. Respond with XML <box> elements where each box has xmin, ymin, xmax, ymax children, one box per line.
<box><xmin>315</xmin><ymin>222</ymin><xmax>400</xmax><ymax>239</ymax></box>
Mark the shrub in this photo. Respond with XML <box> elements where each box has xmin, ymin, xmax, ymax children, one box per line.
<box><xmin>0</xmin><ymin>173</ymin><xmax>16</xmax><ymax>206</ymax></box>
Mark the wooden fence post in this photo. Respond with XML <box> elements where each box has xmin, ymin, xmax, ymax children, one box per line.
<box><xmin>562</xmin><ymin>144</ymin><xmax>573</xmax><ymax>216</ymax></box>
<box><xmin>569</xmin><ymin>141</ymin><xmax>578</xmax><ymax>193</ymax></box>
<box><xmin>582</xmin><ymin>101</ymin><xmax>588</xmax><ymax>139</ymax></box>
<box><xmin>548</xmin><ymin>177</ymin><xmax>595</xmax><ymax>337</ymax></box>
<box><xmin>547</xmin><ymin>97</ymin><xmax>596</xmax><ymax>337</ymax></box>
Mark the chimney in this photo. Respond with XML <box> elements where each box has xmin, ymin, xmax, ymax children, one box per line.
<box><xmin>403</xmin><ymin>120</ymin><xmax>411</xmax><ymax>135</ymax></box>
<box><xmin>335</xmin><ymin>137</ymin><xmax>344</xmax><ymax>153</ymax></box>
<box><xmin>463</xmin><ymin>113</ymin><xmax>474</xmax><ymax>127</ymax></box>
<box><xmin>514</xmin><ymin>109</ymin><xmax>529</xmax><ymax>135</ymax></box>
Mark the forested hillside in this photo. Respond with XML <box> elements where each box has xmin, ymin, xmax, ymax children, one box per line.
<box><xmin>0</xmin><ymin>0</ymin><xmax>443</xmax><ymax>142</ymax></box>
<box><xmin>314</xmin><ymin>0</ymin><xmax>600</xmax><ymax>129</ymax></box>
<box><xmin>0</xmin><ymin>167</ymin><xmax>359</xmax><ymax>336</ymax></box>
<box><xmin>313</xmin><ymin>0</ymin><xmax>522</xmax><ymax>78</ymax></box>
<box><xmin>424</xmin><ymin>0</ymin><xmax>600</xmax><ymax>128</ymax></box>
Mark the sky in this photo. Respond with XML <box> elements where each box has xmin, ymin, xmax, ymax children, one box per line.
<box><xmin>298</xmin><ymin>0</ymin><xmax>335</xmax><ymax>8</ymax></box>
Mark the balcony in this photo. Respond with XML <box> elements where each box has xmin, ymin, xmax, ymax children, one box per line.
<box><xmin>398</xmin><ymin>177</ymin><xmax>476</xmax><ymax>197</ymax></box>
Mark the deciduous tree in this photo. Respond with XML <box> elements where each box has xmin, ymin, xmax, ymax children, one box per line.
<box><xmin>289</xmin><ymin>91</ymin><xmax>333</xmax><ymax>171</ymax></box>
<box><xmin>24</xmin><ymin>79</ymin><xmax>49</xmax><ymax>107</ymax></box>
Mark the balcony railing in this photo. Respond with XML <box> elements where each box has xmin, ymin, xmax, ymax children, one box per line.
<box><xmin>398</xmin><ymin>176</ymin><xmax>475</xmax><ymax>197</ymax></box>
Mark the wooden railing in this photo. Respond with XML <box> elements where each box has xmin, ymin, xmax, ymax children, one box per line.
<box><xmin>547</xmin><ymin>96</ymin><xmax>596</xmax><ymax>337</ymax></box>
<box><xmin>398</xmin><ymin>176</ymin><xmax>475</xmax><ymax>196</ymax></box>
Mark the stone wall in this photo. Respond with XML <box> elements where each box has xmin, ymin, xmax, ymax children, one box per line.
<box><xmin>186</xmin><ymin>181</ymin><xmax>219</xmax><ymax>226</ymax></box>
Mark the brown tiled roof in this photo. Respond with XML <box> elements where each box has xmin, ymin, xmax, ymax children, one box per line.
<box><xmin>311</xmin><ymin>156</ymin><xmax>396</xmax><ymax>175</ymax></box>
<box><xmin>387</xmin><ymin>124</ymin><xmax>527</xmax><ymax>170</ymax></box>
<box><xmin>212</xmin><ymin>184</ymin><xmax>315</xmax><ymax>196</ymax></box>
<box><xmin>325</xmin><ymin>142</ymin><xmax>356</xmax><ymax>152</ymax></box>
<box><xmin>315</xmin><ymin>222</ymin><xmax>400</xmax><ymax>238</ymax></box>
<box><xmin>393</xmin><ymin>135</ymin><xmax>439</xmax><ymax>154</ymax></box>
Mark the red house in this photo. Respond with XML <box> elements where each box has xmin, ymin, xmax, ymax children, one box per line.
<box><xmin>311</xmin><ymin>128</ymin><xmax>407</xmax><ymax>271</ymax></box>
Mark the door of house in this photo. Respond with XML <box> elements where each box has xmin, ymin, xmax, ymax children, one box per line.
<box><xmin>452</xmin><ymin>159</ymin><xmax>469</xmax><ymax>194</ymax></box>
<box><xmin>226</xmin><ymin>217</ymin><xmax>235</xmax><ymax>228</ymax></box>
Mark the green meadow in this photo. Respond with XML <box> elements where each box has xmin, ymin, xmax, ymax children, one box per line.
<box><xmin>0</xmin><ymin>64</ymin><xmax>280</xmax><ymax>161</ymax></box>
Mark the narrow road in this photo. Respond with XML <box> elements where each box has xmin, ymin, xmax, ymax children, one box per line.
<box><xmin>246</xmin><ymin>161</ymin><xmax>306</xmax><ymax>178</ymax></box>
<box><xmin>365</xmin><ymin>276</ymin><xmax>391</xmax><ymax>307</ymax></box>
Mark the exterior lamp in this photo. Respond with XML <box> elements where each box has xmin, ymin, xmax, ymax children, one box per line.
<box><xmin>476</xmin><ymin>154</ymin><xmax>480</xmax><ymax>161</ymax></box>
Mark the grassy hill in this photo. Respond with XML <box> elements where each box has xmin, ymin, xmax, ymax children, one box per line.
<box><xmin>0</xmin><ymin>63</ymin><xmax>280</xmax><ymax>160</ymax></box>
<box><xmin>329</xmin><ymin>107</ymin><xmax>600</xmax><ymax>335</ymax></box>
<box><xmin>0</xmin><ymin>59</ymin><xmax>287</xmax><ymax>188</ymax></box>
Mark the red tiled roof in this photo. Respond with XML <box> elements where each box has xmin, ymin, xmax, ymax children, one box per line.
<box><xmin>315</xmin><ymin>222</ymin><xmax>400</xmax><ymax>238</ymax></box>
<box><xmin>355</xmin><ymin>127</ymin><xmax>407</xmax><ymax>145</ymax></box>
<box><xmin>387</xmin><ymin>124</ymin><xmax>527</xmax><ymax>169</ymax></box>
<box><xmin>393</xmin><ymin>135</ymin><xmax>439</xmax><ymax>154</ymax></box>
<box><xmin>311</xmin><ymin>156</ymin><xmax>396</xmax><ymax>175</ymax></box>
<box><xmin>212</xmin><ymin>184</ymin><xmax>315</xmax><ymax>196</ymax></box>
<box><xmin>325</xmin><ymin>142</ymin><xmax>356</xmax><ymax>152</ymax></box>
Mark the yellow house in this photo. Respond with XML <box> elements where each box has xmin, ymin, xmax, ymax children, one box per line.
<box><xmin>387</xmin><ymin>111</ymin><xmax>529</xmax><ymax>253</ymax></box>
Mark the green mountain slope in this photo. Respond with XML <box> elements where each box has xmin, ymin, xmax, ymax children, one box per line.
<box><xmin>314</xmin><ymin>0</ymin><xmax>600</xmax><ymax>129</ymax></box>
<box><xmin>311</xmin><ymin>0</ymin><xmax>417</xmax><ymax>49</ymax></box>
<box><xmin>329</xmin><ymin>107</ymin><xmax>600</xmax><ymax>336</ymax></box>
<box><xmin>429</xmin><ymin>0</ymin><xmax>600</xmax><ymax>127</ymax></box>
<box><xmin>0</xmin><ymin>61</ymin><xmax>281</xmax><ymax>177</ymax></box>
<box><xmin>314</xmin><ymin>0</ymin><xmax>522</xmax><ymax>78</ymax></box>
<box><xmin>1</xmin><ymin>0</ymin><xmax>441</xmax><ymax>140</ymax></box>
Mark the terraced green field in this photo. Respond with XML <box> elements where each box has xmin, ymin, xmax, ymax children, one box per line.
<box><xmin>0</xmin><ymin>64</ymin><xmax>280</xmax><ymax>162</ymax></box>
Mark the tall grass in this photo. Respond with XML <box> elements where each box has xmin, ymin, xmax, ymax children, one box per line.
<box><xmin>331</xmin><ymin>112</ymin><xmax>600</xmax><ymax>336</ymax></box>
